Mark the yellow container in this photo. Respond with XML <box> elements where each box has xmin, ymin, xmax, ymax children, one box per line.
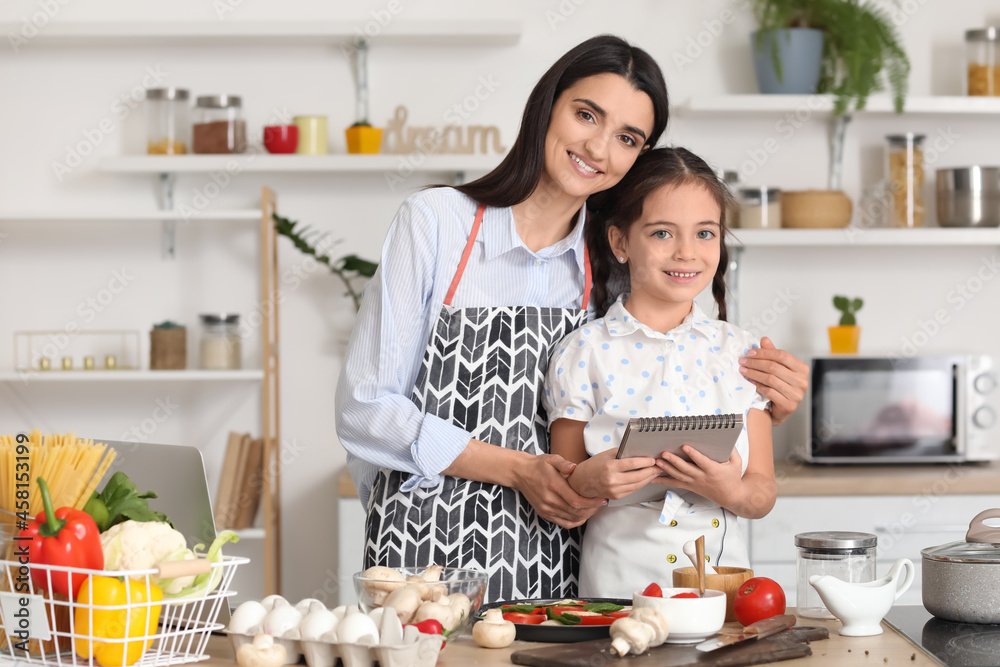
<box><xmin>345</xmin><ymin>126</ymin><xmax>383</xmax><ymax>154</ymax></box>
<box><xmin>293</xmin><ymin>115</ymin><xmax>328</xmax><ymax>155</ymax></box>
<box><xmin>828</xmin><ymin>326</ymin><xmax>860</xmax><ymax>354</ymax></box>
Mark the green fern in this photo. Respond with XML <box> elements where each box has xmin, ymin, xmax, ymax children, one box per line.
<box><xmin>273</xmin><ymin>213</ymin><xmax>378</xmax><ymax>312</ymax></box>
<box><xmin>747</xmin><ymin>0</ymin><xmax>910</xmax><ymax>115</ymax></box>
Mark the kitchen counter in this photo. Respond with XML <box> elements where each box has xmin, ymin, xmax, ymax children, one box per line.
<box><xmin>339</xmin><ymin>460</ymin><xmax>1000</xmax><ymax>499</ymax></box>
<box><xmin>199</xmin><ymin>610</ymin><xmax>940</xmax><ymax>666</ymax></box>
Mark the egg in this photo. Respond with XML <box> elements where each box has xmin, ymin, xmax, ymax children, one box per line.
<box><xmin>228</xmin><ymin>601</ymin><xmax>268</xmax><ymax>635</ymax></box>
<box><xmin>299</xmin><ymin>607</ymin><xmax>339</xmax><ymax>641</ymax></box>
<box><xmin>260</xmin><ymin>595</ymin><xmax>287</xmax><ymax>612</ymax></box>
<box><xmin>294</xmin><ymin>598</ymin><xmax>326</xmax><ymax>616</ymax></box>
<box><xmin>262</xmin><ymin>604</ymin><xmax>304</xmax><ymax>637</ymax></box>
<box><xmin>336</xmin><ymin>612</ymin><xmax>380</xmax><ymax>644</ymax></box>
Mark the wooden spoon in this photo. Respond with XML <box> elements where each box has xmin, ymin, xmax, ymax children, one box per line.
<box><xmin>695</xmin><ymin>535</ymin><xmax>706</xmax><ymax>597</ymax></box>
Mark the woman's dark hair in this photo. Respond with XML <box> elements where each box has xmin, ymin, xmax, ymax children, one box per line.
<box><xmin>586</xmin><ymin>147</ymin><xmax>736</xmax><ymax>321</ymax></box>
<box><xmin>452</xmin><ymin>34</ymin><xmax>669</xmax><ymax>207</ymax></box>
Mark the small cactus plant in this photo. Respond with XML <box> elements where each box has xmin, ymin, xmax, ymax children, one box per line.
<box><xmin>833</xmin><ymin>295</ymin><xmax>863</xmax><ymax>326</ymax></box>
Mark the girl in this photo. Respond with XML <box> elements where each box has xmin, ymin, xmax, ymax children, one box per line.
<box><xmin>543</xmin><ymin>147</ymin><xmax>777</xmax><ymax>597</ymax></box>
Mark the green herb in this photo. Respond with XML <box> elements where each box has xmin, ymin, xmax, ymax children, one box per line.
<box><xmin>546</xmin><ymin>607</ymin><xmax>582</xmax><ymax>625</ymax></box>
<box><xmin>501</xmin><ymin>605</ymin><xmax>538</xmax><ymax>614</ymax></box>
<box><xmin>88</xmin><ymin>471</ymin><xmax>173</xmax><ymax>530</ymax></box>
<box><xmin>583</xmin><ymin>602</ymin><xmax>624</xmax><ymax>613</ymax></box>
<box><xmin>153</xmin><ymin>321</ymin><xmax>183</xmax><ymax>330</ymax></box>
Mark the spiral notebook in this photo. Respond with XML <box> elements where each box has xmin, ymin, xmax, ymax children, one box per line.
<box><xmin>609</xmin><ymin>413</ymin><xmax>744</xmax><ymax>506</ymax></box>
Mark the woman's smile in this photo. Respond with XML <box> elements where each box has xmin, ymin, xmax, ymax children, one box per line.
<box><xmin>568</xmin><ymin>150</ymin><xmax>603</xmax><ymax>176</ymax></box>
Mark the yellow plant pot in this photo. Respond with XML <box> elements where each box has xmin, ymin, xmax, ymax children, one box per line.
<box><xmin>345</xmin><ymin>126</ymin><xmax>383</xmax><ymax>154</ymax></box>
<box><xmin>828</xmin><ymin>325</ymin><xmax>861</xmax><ymax>354</ymax></box>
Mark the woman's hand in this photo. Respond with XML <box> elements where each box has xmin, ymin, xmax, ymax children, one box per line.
<box><xmin>652</xmin><ymin>446</ymin><xmax>747</xmax><ymax>510</ymax></box>
<box><xmin>512</xmin><ymin>454</ymin><xmax>606</xmax><ymax>529</ymax></box>
<box><xmin>567</xmin><ymin>449</ymin><xmax>661</xmax><ymax>501</ymax></box>
<box><xmin>739</xmin><ymin>337</ymin><xmax>809</xmax><ymax>425</ymax></box>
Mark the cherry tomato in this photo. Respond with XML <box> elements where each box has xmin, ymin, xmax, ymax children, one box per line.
<box><xmin>671</xmin><ymin>592</ymin><xmax>700</xmax><ymax>599</ymax></box>
<box><xmin>733</xmin><ymin>577</ymin><xmax>786</xmax><ymax>626</ymax></box>
<box><xmin>502</xmin><ymin>612</ymin><xmax>546</xmax><ymax>624</ymax></box>
<box><xmin>641</xmin><ymin>582</ymin><xmax>663</xmax><ymax>597</ymax></box>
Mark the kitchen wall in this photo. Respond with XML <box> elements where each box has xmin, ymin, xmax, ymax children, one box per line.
<box><xmin>2</xmin><ymin>0</ymin><xmax>999</xmax><ymax>603</ymax></box>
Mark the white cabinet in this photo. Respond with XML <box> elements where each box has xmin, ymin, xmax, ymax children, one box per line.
<box><xmin>747</xmin><ymin>494</ymin><xmax>1000</xmax><ymax>607</ymax></box>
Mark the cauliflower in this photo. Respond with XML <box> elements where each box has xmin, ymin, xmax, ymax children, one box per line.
<box><xmin>101</xmin><ymin>520</ymin><xmax>196</xmax><ymax>594</ymax></box>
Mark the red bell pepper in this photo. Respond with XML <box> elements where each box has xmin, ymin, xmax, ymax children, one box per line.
<box><xmin>405</xmin><ymin>619</ymin><xmax>446</xmax><ymax>649</ymax></box>
<box><xmin>19</xmin><ymin>477</ymin><xmax>104</xmax><ymax>599</ymax></box>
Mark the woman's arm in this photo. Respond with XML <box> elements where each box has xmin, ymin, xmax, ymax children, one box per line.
<box><xmin>550</xmin><ymin>418</ymin><xmax>660</xmax><ymax>501</ymax></box>
<box><xmin>739</xmin><ymin>337</ymin><xmax>810</xmax><ymax>425</ymax></box>
<box><xmin>652</xmin><ymin>409</ymin><xmax>776</xmax><ymax>519</ymax></box>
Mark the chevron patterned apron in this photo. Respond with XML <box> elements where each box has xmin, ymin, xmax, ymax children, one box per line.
<box><xmin>363</xmin><ymin>203</ymin><xmax>592</xmax><ymax>603</ymax></box>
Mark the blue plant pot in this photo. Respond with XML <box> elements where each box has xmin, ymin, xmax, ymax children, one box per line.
<box><xmin>752</xmin><ymin>28</ymin><xmax>824</xmax><ymax>94</ymax></box>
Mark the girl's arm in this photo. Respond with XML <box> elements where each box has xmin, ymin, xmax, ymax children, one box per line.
<box><xmin>652</xmin><ymin>408</ymin><xmax>776</xmax><ymax>519</ymax></box>
<box><xmin>550</xmin><ymin>418</ymin><xmax>661</xmax><ymax>501</ymax></box>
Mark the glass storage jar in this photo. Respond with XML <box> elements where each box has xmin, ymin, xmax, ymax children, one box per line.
<box><xmin>738</xmin><ymin>187</ymin><xmax>781</xmax><ymax>229</ymax></box>
<box><xmin>966</xmin><ymin>28</ymin><xmax>999</xmax><ymax>96</ymax></box>
<box><xmin>886</xmin><ymin>134</ymin><xmax>926</xmax><ymax>228</ymax></box>
<box><xmin>193</xmin><ymin>95</ymin><xmax>247</xmax><ymax>154</ymax></box>
<box><xmin>145</xmin><ymin>87</ymin><xmax>190</xmax><ymax>155</ymax></box>
<box><xmin>199</xmin><ymin>314</ymin><xmax>241</xmax><ymax>370</ymax></box>
<box><xmin>796</xmin><ymin>531</ymin><xmax>877</xmax><ymax>619</ymax></box>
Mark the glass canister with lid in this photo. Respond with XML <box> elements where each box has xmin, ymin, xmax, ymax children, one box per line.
<box><xmin>886</xmin><ymin>133</ymin><xmax>926</xmax><ymax>228</ymax></box>
<box><xmin>738</xmin><ymin>187</ymin><xmax>782</xmax><ymax>229</ymax></box>
<box><xmin>966</xmin><ymin>28</ymin><xmax>999</xmax><ymax>96</ymax></box>
<box><xmin>193</xmin><ymin>95</ymin><xmax>247</xmax><ymax>154</ymax></box>
<box><xmin>145</xmin><ymin>87</ymin><xmax>190</xmax><ymax>155</ymax></box>
<box><xmin>795</xmin><ymin>531</ymin><xmax>877</xmax><ymax>619</ymax></box>
<box><xmin>199</xmin><ymin>314</ymin><xmax>242</xmax><ymax>370</ymax></box>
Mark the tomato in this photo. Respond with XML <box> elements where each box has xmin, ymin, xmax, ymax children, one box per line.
<box><xmin>733</xmin><ymin>577</ymin><xmax>786</xmax><ymax>626</ymax></box>
<box><xmin>502</xmin><ymin>612</ymin><xmax>546</xmax><ymax>624</ymax></box>
<box><xmin>576</xmin><ymin>615</ymin><xmax>617</xmax><ymax>626</ymax></box>
<box><xmin>641</xmin><ymin>582</ymin><xmax>663</xmax><ymax>597</ymax></box>
<box><xmin>607</xmin><ymin>610</ymin><xmax>631</xmax><ymax>619</ymax></box>
<box><xmin>671</xmin><ymin>592</ymin><xmax>700</xmax><ymax>599</ymax></box>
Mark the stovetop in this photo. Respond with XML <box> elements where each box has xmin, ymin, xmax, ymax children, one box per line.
<box><xmin>885</xmin><ymin>606</ymin><xmax>1000</xmax><ymax>667</ymax></box>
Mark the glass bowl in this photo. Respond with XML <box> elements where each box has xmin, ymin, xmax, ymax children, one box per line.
<box><xmin>353</xmin><ymin>566</ymin><xmax>487</xmax><ymax>642</ymax></box>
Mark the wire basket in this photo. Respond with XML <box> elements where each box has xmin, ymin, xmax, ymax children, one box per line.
<box><xmin>0</xmin><ymin>556</ymin><xmax>247</xmax><ymax>666</ymax></box>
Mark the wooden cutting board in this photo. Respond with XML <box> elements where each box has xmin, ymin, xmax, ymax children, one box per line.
<box><xmin>510</xmin><ymin>627</ymin><xmax>829</xmax><ymax>667</ymax></box>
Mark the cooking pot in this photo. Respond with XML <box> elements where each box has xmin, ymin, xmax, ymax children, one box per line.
<box><xmin>936</xmin><ymin>167</ymin><xmax>1000</xmax><ymax>227</ymax></box>
<box><xmin>922</xmin><ymin>508</ymin><xmax>1000</xmax><ymax>623</ymax></box>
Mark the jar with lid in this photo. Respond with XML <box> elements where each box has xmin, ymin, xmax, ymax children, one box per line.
<box><xmin>193</xmin><ymin>95</ymin><xmax>247</xmax><ymax>154</ymax></box>
<box><xmin>966</xmin><ymin>28</ymin><xmax>999</xmax><ymax>96</ymax></box>
<box><xmin>738</xmin><ymin>187</ymin><xmax>781</xmax><ymax>229</ymax></box>
<box><xmin>145</xmin><ymin>88</ymin><xmax>190</xmax><ymax>155</ymax></box>
<box><xmin>885</xmin><ymin>134</ymin><xmax>925</xmax><ymax>227</ymax></box>
<box><xmin>199</xmin><ymin>314</ymin><xmax>242</xmax><ymax>370</ymax></box>
<box><xmin>795</xmin><ymin>531</ymin><xmax>877</xmax><ymax>619</ymax></box>
<box><xmin>719</xmin><ymin>170</ymin><xmax>742</xmax><ymax>227</ymax></box>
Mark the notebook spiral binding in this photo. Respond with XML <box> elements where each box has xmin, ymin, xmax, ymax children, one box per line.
<box><xmin>635</xmin><ymin>413</ymin><xmax>742</xmax><ymax>432</ymax></box>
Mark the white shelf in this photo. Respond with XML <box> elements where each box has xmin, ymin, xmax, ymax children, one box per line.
<box><xmin>0</xmin><ymin>20</ymin><xmax>523</xmax><ymax>48</ymax></box>
<box><xmin>232</xmin><ymin>528</ymin><xmax>266</xmax><ymax>540</ymax></box>
<box><xmin>681</xmin><ymin>94</ymin><xmax>1000</xmax><ymax>115</ymax></box>
<box><xmin>101</xmin><ymin>154</ymin><xmax>503</xmax><ymax>174</ymax></box>
<box><xmin>0</xmin><ymin>210</ymin><xmax>259</xmax><ymax>222</ymax></box>
<box><xmin>0</xmin><ymin>370</ymin><xmax>265</xmax><ymax>382</ymax></box>
<box><xmin>728</xmin><ymin>227</ymin><xmax>1000</xmax><ymax>247</ymax></box>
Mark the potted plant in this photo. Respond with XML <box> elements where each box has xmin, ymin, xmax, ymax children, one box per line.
<box><xmin>748</xmin><ymin>0</ymin><xmax>826</xmax><ymax>95</ymax></box>
<box><xmin>829</xmin><ymin>295</ymin><xmax>863</xmax><ymax>354</ymax></box>
<box><xmin>345</xmin><ymin>41</ymin><xmax>383</xmax><ymax>154</ymax></box>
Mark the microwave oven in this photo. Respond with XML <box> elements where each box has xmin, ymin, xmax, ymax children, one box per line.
<box><xmin>803</xmin><ymin>355</ymin><xmax>1000</xmax><ymax>464</ymax></box>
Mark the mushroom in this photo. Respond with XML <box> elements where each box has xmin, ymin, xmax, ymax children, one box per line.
<box><xmin>236</xmin><ymin>634</ymin><xmax>287</xmax><ymax>667</ymax></box>
<box><xmin>444</xmin><ymin>593</ymin><xmax>471</xmax><ymax>625</ymax></box>
<box><xmin>472</xmin><ymin>608</ymin><xmax>516</xmax><ymax>649</ymax></box>
<box><xmin>629</xmin><ymin>608</ymin><xmax>670</xmax><ymax>647</ymax></box>
<box><xmin>382</xmin><ymin>585</ymin><xmax>423</xmax><ymax>624</ymax></box>
<box><xmin>361</xmin><ymin>566</ymin><xmax>406</xmax><ymax>605</ymax></box>
<box><xmin>610</xmin><ymin>617</ymin><xmax>656</xmax><ymax>656</ymax></box>
<box><xmin>420</xmin><ymin>565</ymin><xmax>444</xmax><ymax>582</ymax></box>
<box><xmin>413</xmin><ymin>601</ymin><xmax>457</xmax><ymax>631</ymax></box>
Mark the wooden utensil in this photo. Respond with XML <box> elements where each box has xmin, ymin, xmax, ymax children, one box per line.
<box><xmin>695</xmin><ymin>535</ymin><xmax>706</xmax><ymax>597</ymax></box>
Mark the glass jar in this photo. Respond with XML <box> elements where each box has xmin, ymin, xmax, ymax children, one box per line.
<box><xmin>145</xmin><ymin>87</ymin><xmax>190</xmax><ymax>155</ymax></box>
<box><xmin>886</xmin><ymin>134</ymin><xmax>926</xmax><ymax>228</ymax></box>
<box><xmin>199</xmin><ymin>314</ymin><xmax>242</xmax><ymax>370</ymax></box>
<box><xmin>738</xmin><ymin>187</ymin><xmax>781</xmax><ymax>229</ymax></box>
<box><xmin>719</xmin><ymin>170</ymin><xmax>742</xmax><ymax>227</ymax></box>
<box><xmin>193</xmin><ymin>95</ymin><xmax>247</xmax><ymax>154</ymax></box>
<box><xmin>795</xmin><ymin>531</ymin><xmax>877</xmax><ymax>619</ymax></box>
<box><xmin>966</xmin><ymin>28</ymin><xmax>999</xmax><ymax>96</ymax></box>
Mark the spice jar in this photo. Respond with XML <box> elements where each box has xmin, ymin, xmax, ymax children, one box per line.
<box><xmin>199</xmin><ymin>314</ymin><xmax>241</xmax><ymax>370</ymax></box>
<box><xmin>795</xmin><ymin>531</ymin><xmax>877</xmax><ymax>619</ymax></box>
<box><xmin>966</xmin><ymin>28</ymin><xmax>999</xmax><ymax>96</ymax></box>
<box><xmin>886</xmin><ymin>134</ymin><xmax>925</xmax><ymax>227</ymax></box>
<box><xmin>146</xmin><ymin>87</ymin><xmax>190</xmax><ymax>155</ymax></box>
<box><xmin>193</xmin><ymin>95</ymin><xmax>246</xmax><ymax>154</ymax></box>
<box><xmin>738</xmin><ymin>187</ymin><xmax>781</xmax><ymax>229</ymax></box>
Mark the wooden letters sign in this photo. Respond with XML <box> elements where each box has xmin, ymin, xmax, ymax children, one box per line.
<box><xmin>382</xmin><ymin>105</ymin><xmax>506</xmax><ymax>155</ymax></box>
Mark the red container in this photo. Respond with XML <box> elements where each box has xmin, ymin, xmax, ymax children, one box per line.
<box><xmin>263</xmin><ymin>125</ymin><xmax>299</xmax><ymax>154</ymax></box>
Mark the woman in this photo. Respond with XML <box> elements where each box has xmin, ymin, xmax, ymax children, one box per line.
<box><xmin>335</xmin><ymin>35</ymin><xmax>808</xmax><ymax>603</ymax></box>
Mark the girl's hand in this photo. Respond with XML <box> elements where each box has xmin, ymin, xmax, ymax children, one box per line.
<box><xmin>513</xmin><ymin>454</ymin><xmax>606</xmax><ymax>529</ymax></box>
<box><xmin>738</xmin><ymin>337</ymin><xmax>809</xmax><ymax>425</ymax></box>
<box><xmin>652</xmin><ymin>446</ymin><xmax>745</xmax><ymax>510</ymax></box>
<box><xmin>568</xmin><ymin>449</ymin><xmax>661</xmax><ymax>501</ymax></box>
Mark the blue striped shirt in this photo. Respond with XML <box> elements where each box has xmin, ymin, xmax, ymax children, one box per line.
<box><xmin>335</xmin><ymin>187</ymin><xmax>591</xmax><ymax>507</ymax></box>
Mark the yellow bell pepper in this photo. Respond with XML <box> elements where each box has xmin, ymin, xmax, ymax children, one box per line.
<box><xmin>74</xmin><ymin>575</ymin><xmax>163</xmax><ymax>667</ymax></box>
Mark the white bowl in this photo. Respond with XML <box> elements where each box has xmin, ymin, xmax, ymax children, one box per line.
<box><xmin>632</xmin><ymin>588</ymin><xmax>727</xmax><ymax>643</ymax></box>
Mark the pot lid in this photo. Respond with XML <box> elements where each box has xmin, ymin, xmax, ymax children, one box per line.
<box><xmin>922</xmin><ymin>509</ymin><xmax>1000</xmax><ymax>564</ymax></box>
